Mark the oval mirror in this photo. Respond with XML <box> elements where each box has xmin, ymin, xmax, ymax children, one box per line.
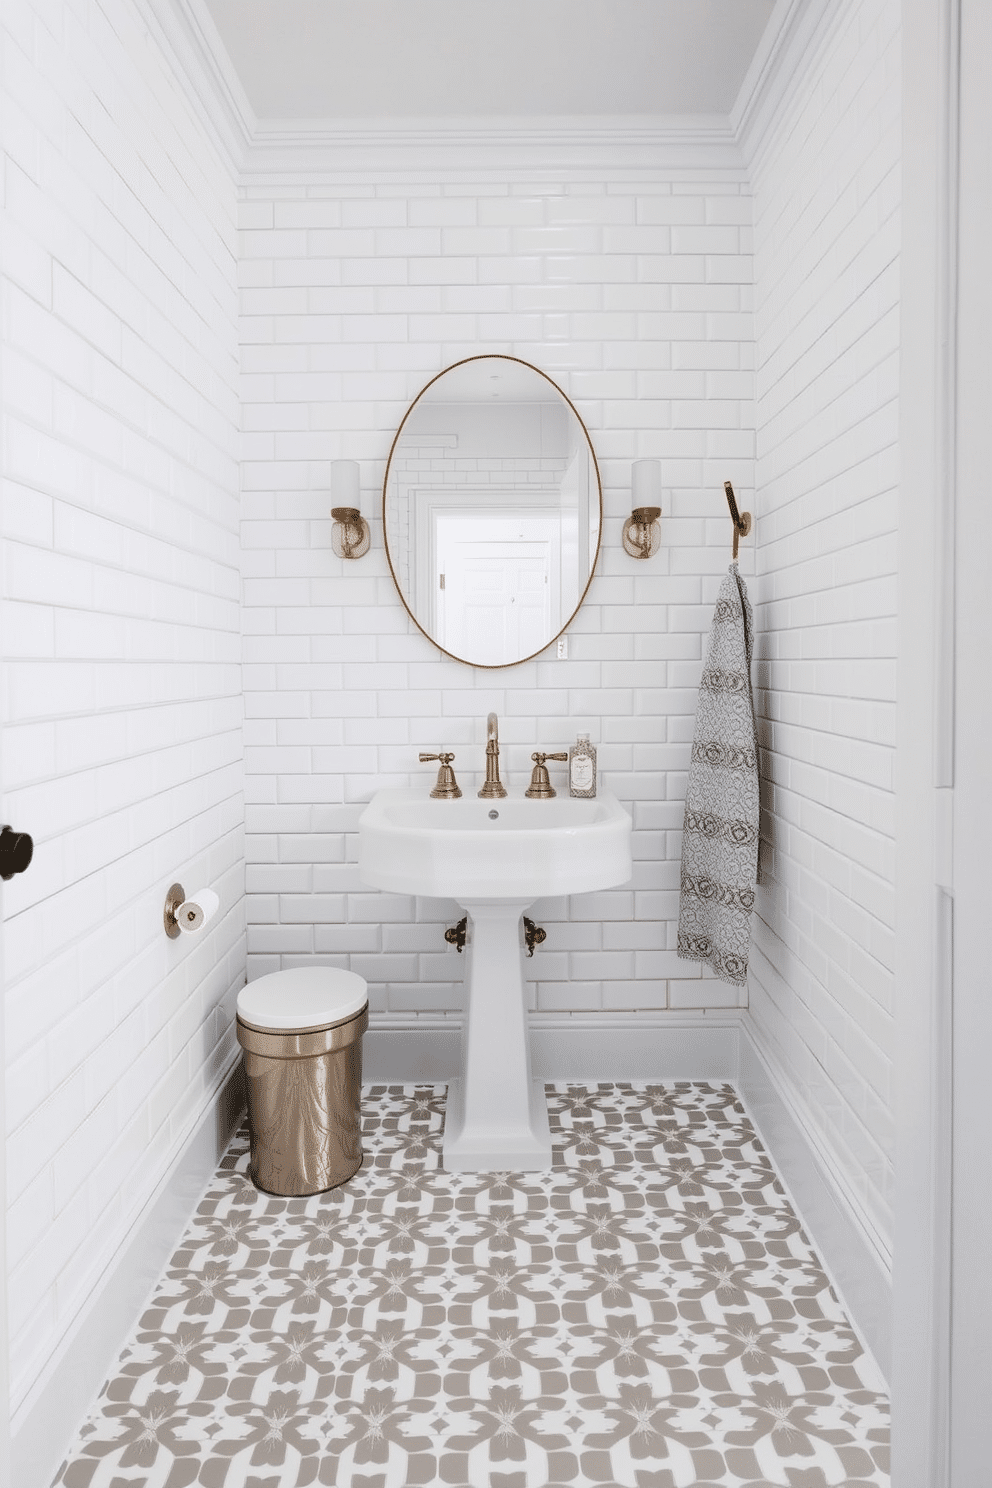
<box><xmin>383</xmin><ymin>355</ymin><xmax>602</xmax><ymax>667</ymax></box>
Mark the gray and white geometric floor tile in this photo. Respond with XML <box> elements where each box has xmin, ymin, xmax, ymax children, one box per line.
<box><xmin>55</xmin><ymin>1082</ymin><xmax>890</xmax><ymax>1487</ymax></box>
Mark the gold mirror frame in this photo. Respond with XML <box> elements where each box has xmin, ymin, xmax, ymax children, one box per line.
<box><xmin>382</xmin><ymin>355</ymin><xmax>603</xmax><ymax>669</ymax></box>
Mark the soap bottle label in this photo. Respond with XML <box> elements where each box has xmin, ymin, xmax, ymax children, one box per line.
<box><xmin>571</xmin><ymin>755</ymin><xmax>594</xmax><ymax>790</ymax></box>
<box><xmin>569</xmin><ymin>736</ymin><xmax>597</xmax><ymax>798</ymax></box>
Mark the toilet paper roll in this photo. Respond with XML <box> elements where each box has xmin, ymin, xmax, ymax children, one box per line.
<box><xmin>176</xmin><ymin>887</ymin><xmax>220</xmax><ymax>934</ymax></box>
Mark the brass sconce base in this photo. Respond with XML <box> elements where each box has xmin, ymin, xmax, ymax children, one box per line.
<box><xmin>622</xmin><ymin>506</ymin><xmax>661</xmax><ymax>559</ymax></box>
<box><xmin>331</xmin><ymin>507</ymin><xmax>370</xmax><ymax>559</ymax></box>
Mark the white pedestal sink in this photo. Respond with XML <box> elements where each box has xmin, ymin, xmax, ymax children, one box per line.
<box><xmin>357</xmin><ymin>788</ymin><xmax>633</xmax><ymax>1171</ymax></box>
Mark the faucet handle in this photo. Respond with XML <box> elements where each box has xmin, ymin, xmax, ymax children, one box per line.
<box><xmin>419</xmin><ymin>752</ymin><xmax>462</xmax><ymax>799</ymax></box>
<box><xmin>525</xmin><ymin>751</ymin><xmax>568</xmax><ymax>799</ymax></box>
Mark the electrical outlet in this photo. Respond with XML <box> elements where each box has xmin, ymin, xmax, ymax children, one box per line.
<box><xmin>557</xmin><ymin>635</ymin><xmax>568</xmax><ymax>659</ymax></box>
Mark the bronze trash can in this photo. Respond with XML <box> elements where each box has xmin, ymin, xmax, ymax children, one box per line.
<box><xmin>236</xmin><ymin>967</ymin><xmax>369</xmax><ymax>1196</ymax></box>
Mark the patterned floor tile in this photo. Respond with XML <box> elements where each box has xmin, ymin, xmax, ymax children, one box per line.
<box><xmin>55</xmin><ymin>1083</ymin><xmax>890</xmax><ymax>1487</ymax></box>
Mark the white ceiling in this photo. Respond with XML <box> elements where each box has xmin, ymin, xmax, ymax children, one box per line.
<box><xmin>201</xmin><ymin>0</ymin><xmax>777</xmax><ymax>122</ymax></box>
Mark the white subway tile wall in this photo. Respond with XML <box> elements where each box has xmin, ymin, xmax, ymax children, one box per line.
<box><xmin>1</xmin><ymin>0</ymin><xmax>243</xmax><ymax>1411</ymax></box>
<box><xmin>749</xmin><ymin>0</ymin><xmax>900</xmax><ymax>1257</ymax></box>
<box><xmin>238</xmin><ymin>172</ymin><xmax>755</xmax><ymax>1022</ymax></box>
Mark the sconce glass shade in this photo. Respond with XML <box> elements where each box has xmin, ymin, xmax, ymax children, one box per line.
<box><xmin>622</xmin><ymin>506</ymin><xmax>661</xmax><ymax>559</ymax></box>
<box><xmin>631</xmin><ymin>459</ymin><xmax>662</xmax><ymax>506</ymax></box>
<box><xmin>331</xmin><ymin>507</ymin><xmax>371</xmax><ymax>559</ymax></box>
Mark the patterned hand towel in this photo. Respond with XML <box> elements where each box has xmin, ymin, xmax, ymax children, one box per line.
<box><xmin>677</xmin><ymin>562</ymin><xmax>760</xmax><ymax>986</ymax></box>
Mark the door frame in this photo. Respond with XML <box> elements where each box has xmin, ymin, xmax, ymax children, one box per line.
<box><xmin>893</xmin><ymin>0</ymin><xmax>992</xmax><ymax>1480</ymax></box>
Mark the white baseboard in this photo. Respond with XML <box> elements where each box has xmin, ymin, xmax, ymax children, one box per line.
<box><xmin>363</xmin><ymin>1011</ymin><xmax>743</xmax><ymax>1083</ymax></box>
<box><xmin>364</xmin><ymin>1021</ymin><xmax>461</xmax><ymax>1081</ymax></box>
<box><xmin>22</xmin><ymin>1010</ymin><xmax>890</xmax><ymax>1486</ymax></box>
<box><xmin>12</xmin><ymin>1057</ymin><xmax>246</xmax><ymax>1488</ymax></box>
<box><xmin>530</xmin><ymin>1014</ymin><xmax>742</xmax><ymax>1081</ymax></box>
<box><xmin>736</xmin><ymin>1019</ymin><xmax>892</xmax><ymax>1379</ymax></box>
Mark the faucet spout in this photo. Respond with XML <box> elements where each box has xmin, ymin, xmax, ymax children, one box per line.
<box><xmin>478</xmin><ymin>712</ymin><xmax>507</xmax><ymax>799</ymax></box>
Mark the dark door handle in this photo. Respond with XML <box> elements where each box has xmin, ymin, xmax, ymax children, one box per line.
<box><xmin>0</xmin><ymin>827</ymin><xmax>33</xmax><ymax>880</ymax></box>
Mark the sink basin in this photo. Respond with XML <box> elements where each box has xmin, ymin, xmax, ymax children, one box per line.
<box><xmin>357</xmin><ymin>787</ymin><xmax>632</xmax><ymax>900</ymax></box>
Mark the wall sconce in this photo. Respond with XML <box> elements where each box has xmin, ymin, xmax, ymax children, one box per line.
<box><xmin>330</xmin><ymin>460</ymin><xmax>370</xmax><ymax>559</ymax></box>
<box><xmin>622</xmin><ymin>459</ymin><xmax>662</xmax><ymax>559</ymax></box>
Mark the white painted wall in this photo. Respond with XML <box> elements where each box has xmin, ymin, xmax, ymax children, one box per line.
<box><xmin>237</xmin><ymin>168</ymin><xmax>755</xmax><ymax>1022</ymax></box>
<box><xmin>0</xmin><ymin>0</ymin><xmax>244</xmax><ymax>1422</ymax></box>
<box><xmin>746</xmin><ymin>0</ymin><xmax>900</xmax><ymax>1265</ymax></box>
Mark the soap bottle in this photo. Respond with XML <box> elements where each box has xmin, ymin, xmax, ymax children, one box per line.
<box><xmin>568</xmin><ymin>732</ymin><xmax>597</xmax><ymax>798</ymax></box>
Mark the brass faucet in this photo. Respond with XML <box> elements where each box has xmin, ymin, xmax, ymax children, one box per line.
<box><xmin>478</xmin><ymin>711</ymin><xmax>507</xmax><ymax>799</ymax></box>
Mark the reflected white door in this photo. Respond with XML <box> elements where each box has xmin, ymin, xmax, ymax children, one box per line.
<box><xmin>436</xmin><ymin>515</ymin><xmax>557</xmax><ymax>664</ymax></box>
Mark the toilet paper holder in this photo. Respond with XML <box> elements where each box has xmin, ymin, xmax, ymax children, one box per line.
<box><xmin>164</xmin><ymin>882</ymin><xmax>219</xmax><ymax>938</ymax></box>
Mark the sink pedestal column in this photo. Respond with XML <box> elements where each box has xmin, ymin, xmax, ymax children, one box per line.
<box><xmin>442</xmin><ymin>896</ymin><xmax>552</xmax><ymax>1172</ymax></box>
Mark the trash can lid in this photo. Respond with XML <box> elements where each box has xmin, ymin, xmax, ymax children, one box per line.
<box><xmin>237</xmin><ymin>967</ymin><xmax>368</xmax><ymax>1031</ymax></box>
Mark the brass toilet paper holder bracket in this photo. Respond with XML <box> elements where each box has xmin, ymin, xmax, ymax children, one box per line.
<box><xmin>164</xmin><ymin>882</ymin><xmax>187</xmax><ymax>939</ymax></box>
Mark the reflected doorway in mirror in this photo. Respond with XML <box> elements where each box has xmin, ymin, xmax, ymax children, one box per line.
<box><xmin>436</xmin><ymin>513</ymin><xmax>556</xmax><ymax>666</ymax></box>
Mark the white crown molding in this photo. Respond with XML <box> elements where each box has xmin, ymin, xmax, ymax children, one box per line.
<box><xmin>251</xmin><ymin>113</ymin><xmax>736</xmax><ymax>140</ymax></box>
<box><xmin>730</xmin><ymin>0</ymin><xmax>851</xmax><ymax>170</ymax></box>
<box><xmin>240</xmin><ymin>116</ymin><xmax>745</xmax><ymax>186</ymax></box>
<box><xmin>139</xmin><ymin>0</ymin><xmax>256</xmax><ymax>173</ymax></box>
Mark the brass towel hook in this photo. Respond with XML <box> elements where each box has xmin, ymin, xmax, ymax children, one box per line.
<box><xmin>724</xmin><ymin>481</ymin><xmax>752</xmax><ymax>561</ymax></box>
